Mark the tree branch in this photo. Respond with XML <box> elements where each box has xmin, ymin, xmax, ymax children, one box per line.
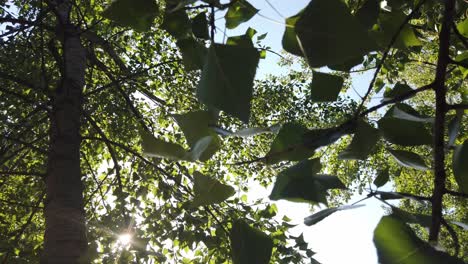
<box><xmin>447</xmin><ymin>104</ymin><xmax>468</xmax><ymax>110</ymax></box>
<box><xmin>429</xmin><ymin>0</ymin><xmax>455</xmax><ymax>243</ymax></box>
<box><xmin>355</xmin><ymin>0</ymin><xmax>428</xmax><ymax>117</ymax></box>
<box><xmin>444</xmin><ymin>189</ymin><xmax>468</xmax><ymax>199</ymax></box>
<box><xmin>83</xmin><ymin>112</ymin><xmax>129</xmax><ymax>224</ymax></box>
<box><xmin>0</xmin><ymin>171</ymin><xmax>45</xmax><ymax>177</ymax></box>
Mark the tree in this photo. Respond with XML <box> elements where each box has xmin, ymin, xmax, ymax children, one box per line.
<box><xmin>0</xmin><ymin>0</ymin><xmax>467</xmax><ymax>263</ymax></box>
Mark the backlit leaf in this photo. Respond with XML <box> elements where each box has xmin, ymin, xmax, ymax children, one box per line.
<box><xmin>304</xmin><ymin>205</ymin><xmax>364</xmax><ymax>226</ymax></box>
<box><xmin>224</xmin><ymin>0</ymin><xmax>258</xmax><ymax>29</ymax></box>
<box><xmin>176</xmin><ymin>38</ymin><xmax>207</xmax><ymax>71</ymax></box>
<box><xmin>141</xmin><ymin>131</ymin><xmax>186</xmax><ymax>160</ymax></box>
<box><xmin>448</xmin><ymin>110</ymin><xmax>463</xmax><ymax>147</ymax></box>
<box><xmin>452</xmin><ymin>140</ymin><xmax>468</xmax><ymax>194</ymax></box>
<box><xmin>378</xmin><ymin>117</ymin><xmax>432</xmax><ymax>146</ymax></box>
<box><xmin>161</xmin><ymin>9</ymin><xmax>191</xmax><ymax>39</ymax></box>
<box><xmin>310</xmin><ymin>72</ymin><xmax>344</xmax><ymax>102</ymax></box>
<box><xmin>373</xmin><ymin>169</ymin><xmax>389</xmax><ymax>187</ymax></box>
<box><xmin>293</xmin><ymin>0</ymin><xmax>376</xmax><ymax>67</ymax></box>
<box><xmin>191</xmin><ymin>172</ymin><xmax>235</xmax><ymax>207</ymax></box>
<box><xmin>355</xmin><ymin>0</ymin><xmax>380</xmax><ymax>30</ymax></box>
<box><xmin>192</xmin><ymin>12</ymin><xmax>209</xmax><ymax>39</ymax></box>
<box><xmin>372</xmin><ymin>11</ymin><xmax>422</xmax><ymax>49</ymax></box>
<box><xmin>456</xmin><ymin>17</ymin><xmax>468</xmax><ymax>38</ymax></box>
<box><xmin>339</xmin><ymin>120</ymin><xmax>379</xmax><ymax>160</ymax></box>
<box><xmin>230</xmin><ymin>220</ymin><xmax>273</xmax><ymax>264</ymax></box>
<box><xmin>373</xmin><ymin>216</ymin><xmax>465</xmax><ymax>264</ymax></box>
<box><xmin>388</xmin><ymin>149</ymin><xmax>428</xmax><ymax>171</ymax></box>
<box><xmin>173</xmin><ymin>111</ymin><xmax>220</xmax><ymax>161</ymax></box>
<box><xmin>197</xmin><ymin>44</ymin><xmax>260</xmax><ymax>123</ymax></box>
<box><xmin>102</xmin><ymin>0</ymin><xmax>159</xmax><ymax>32</ymax></box>
<box><xmin>382</xmin><ymin>83</ymin><xmax>414</xmax><ymax>102</ymax></box>
<box><xmin>270</xmin><ymin>159</ymin><xmax>345</xmax><ymax>204</ymax></box>
<box><xmin>265</xmin><ymin>123</ymin><xmax>314</xmax><ymax>164</ymax></box>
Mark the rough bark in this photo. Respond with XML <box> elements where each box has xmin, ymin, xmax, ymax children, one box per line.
<box><xmin>42</xmin><ymin>1</ymin><xmax>88</xmax><ymax>263</ymax></box>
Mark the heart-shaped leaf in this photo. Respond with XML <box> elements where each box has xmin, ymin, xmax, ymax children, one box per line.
<box><xmin>355</xmin><ymin>0</ymin><xmax>380</xmax><ymax>29</ymax></box>
<box><xmin>310</xmin><ymin>72</ymin><xmax>344</xmax><ymax>102</ymax></box>
<box><xmin>102</xmin><ymin>0</ymin><xmax>159</xmax><ymax>32</ymax></box>
<box><xmin>373</xmin><ymin>216</ymin><xmax>465</xmax><ymax>264</ymax></box>
<box><xmin>192</xmin><ymin>12</ymin><xmax>209</xmax><ymax>39</ymax></box>
<box><xmin>265</xmin><ymin>123</ymin><xmax>314</xmax><ymax>164</ymax></box>
<box><xmin>373</xmin><ymin>169</ymin><xmax>389</xmax><ymax>187</ymax></box>
<box><xmin>173</xmin><ymin>111</ymin><xmax>220</xmax><ymax>161</ymax></box>
<box><xmin>230</xmin><ymin>220</ymin><xmax>273</xmax><ymax>264</ymax></box>
<box><xmin>141</xmin><ymin>131</ymin><xmax>186</xmax><ymax>160</ymax></box>
<box><xmin>388</xmin><ymin>149</ymin><xmax>428</xmax><ymax>170</ymax></box>
<box><xmin>339</xmin><ymin>120</ymin><xmax>379</xmax><ymax>160</ymax></box>
<box><xmin>270</xmin><ymin>159</ymin><xmax>345</xmax><ymax>204</ymax></box>
<box><xmin>224</xmin><ymin>0</ymin><xmax>258</xmax><ymax>29</ymax></box>
<box><xmin>197</xmin><ymin>44</ymin><xmax>260</xmax><ymax>123</ymax></box>
<box><xmin>292</xmin><ymin>0</ymin><xmax>376</xmax><ymax>67</ymax></box>
<box><xmin>191</xmin><ymin>172</ymin><xmax>235</xmax><ymax>207</ymax></box>
<box><xmin>378</xmin><ymin>118</ymin><xmax>432</xmax><ymax>146</ymax></box>
<box><xmin>452</xmin><ymin>140</ymin><xmax>468</xmax><ymax>194</ymax></box>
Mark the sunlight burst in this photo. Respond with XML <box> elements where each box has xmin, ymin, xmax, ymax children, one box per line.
<box><xmin>117</xmin><ymin>233</ymin><xmax>132</xmax><ymax>246</ymax></box>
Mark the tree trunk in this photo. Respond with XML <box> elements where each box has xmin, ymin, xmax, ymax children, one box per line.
<box><xmin>42</xmin><ymin>1</ymin><xmax>88</xmax><ymax>263</ymax></box>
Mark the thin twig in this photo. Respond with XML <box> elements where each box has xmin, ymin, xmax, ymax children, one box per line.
<box><xmin>355</xmin><ymin>0</ymin><xmax>428</xmax><ymax>117</ymax></box>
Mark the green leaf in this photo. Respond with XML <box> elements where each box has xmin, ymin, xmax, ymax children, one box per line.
<box><xmin>224</xmin><ymin>0</ymin><xmax>258</xmax><ymax>29</ymax></box>
<box><xmin>191</xmin><ymin>172</ymin><xmax>235</xmax><ymax>207</ymax></box>
<box><xmin>293</xmin><ymin>0</ymin><xmax>376</xmax><ymax>67</ymax></box>
<box><xmin>390</xmin><ymin>206</ymin><xmax>432</xmax><ymax>228</ymax></box>
<box><xmin>339</xmin><ymin>120</ymin><xmax>379</xmax><ymax>160</ymax></box>
<box><xmin>270</xmin><ymin>159</ymin><xmax>346</xmax><ymax>204</ymax></box>
<box><xmin>230</xmin><ymin>220</ymin><xmax>273</xmax><ymax>264</ymax></box>
<box><xmin>192</xmin><ymin>12</ymin><xmax>209</xmax><ymax>39</ymax></box>
<box><xmin>383</xmin><ymin>83</ymin><xmax>413</xmax><ymax>101</ymax></box>
<box><xmin>161</xmin><ymin>9</ymin><xmax>192</xmax><ymax>39</ymax></box>
<box><xmin>176</xmin><ymin>38</ymin><xmax>207</xmax><ymax>71</ymax></box>
<box><xmin>282</xmin><ymin>11</ymin><xmax>304</xmax><ymax>57</ymax></box>
<box><xmin>388</xmin><ymin>149</ymin><xmax>428</xmax><ymax>171</ymax></box>
<box><xmin>310</xmin><ymin>72</ymin><xmax>344</xmax><ymax>102</ymax></box>
<box><xmin>373</xmin><ymin>169</ymin><xmax>389</xmax><ymax>187</ymax></box>
<box><xmin>378</xmin><ymin>117</ymin><xmax>432</xmax><ymax>146</ymax></box>
<box><xmin>452</xmin><ymin>140</ymin><xmax>468</xmax><ymax>194</ymax></box>
<box><xmin>303</xmin><ymin>125</ymin><xmax>353</xmax><ymax>150</ymax></box>
<box><xmin>328</xmin><ymin>56</ymin><xmax>364</xmax><ymax>72</ymax></box>
<box><xmin>456</xmin><ymin>17</ymin><xmax>468</xmax><ymax>38</ymax></box>
<box><xmin>373</xmin><ymin>216</ymin><xmax>465</xmax><ymax>264</ymax></box>
<box><xmin>197</xmin><ymin>44</ymin><xmax>260</xmax><ymax>123</ymax></box>
<box><xmin>265</xmin><ymin>123</ymin><xmax>314</xmax><ymax>164</ymax></box>
<box><xmin>448</xmin><ymin>110</ymin><xmax>463</xmax><ymax>147</ymax></box>
<box><xmin>173</xmin><ymin>111</ymin><xmax>220</xmax><ymax>162</ymax></box>
<box><xmin>372</xmin><ymin>11</ymin><xmax>422</xmax><ymax>49</ymax></box>
<box><xmin>213</xmin><ymin>124</ymin><xmax>280</xmax><ymax>137</ymax></box>
<box><xmin>102</xmin><ymin>0</ymin><xmax>159</xmax><ymax>32</ymax></box>
<box><xmin>226</xmin><ymin>28</ymin><xmax>256</xmax><ymax>47</ymax></box>
<box><xmin>141</xmin><ymin>131</ymin><xmax>186</xmax><ymax>160</ymax></box>
<box><xmin>304</xmin><ymin>205</ymin><xmax>364</xmax><ymax>226</ymax></box>
<box><xmin>185</xmin><ymin>136</ymin><xmax>213</xmax><ymax>161</ymax></box>
<box><xmin>355</xmin><ymin>0</ymin><xmax>380</xmax><ymax>29</ymax></box>
<box><xmin>386</xmin><ymin>103</ymin><xmax>434</xmax><ymax>123</ymax></box>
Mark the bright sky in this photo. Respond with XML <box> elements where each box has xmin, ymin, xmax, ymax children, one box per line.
<box><xmin>217</xmin><ymin>1</ymin><xmax>390</xmax><ymax>263</ymax></box>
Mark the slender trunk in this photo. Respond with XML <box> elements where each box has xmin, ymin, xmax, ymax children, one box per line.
<box><xmin>42</xmin><ymin>1</ymin><xmax>88</xmax><ymax>263</ymax></box>
<box><xmin>429</xmin><ymin>0</ymin><xmax>454</xmax><ymax>243</ymax></box>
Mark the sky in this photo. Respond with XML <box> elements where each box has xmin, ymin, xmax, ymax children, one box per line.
<box><xmin>216</xmin><ymin>1</ymin><xmax>391</xmax><ymax>263</ymax></box>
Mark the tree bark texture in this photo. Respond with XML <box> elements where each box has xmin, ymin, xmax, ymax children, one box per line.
<box><xmin>42</xmin><ymin>1</ymin><xmax>88</xmax><ymax>263</ymax></box>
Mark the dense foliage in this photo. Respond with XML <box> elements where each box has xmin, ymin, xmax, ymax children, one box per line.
<box><xmin>0</xmin><ymin>0</ymin><xmax>467</xmax><ymax>263</ymax></box>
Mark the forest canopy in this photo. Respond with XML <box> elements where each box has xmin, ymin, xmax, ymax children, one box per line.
<box><xmin>0</xmin><ymin>0</ymin><xmax>467</xmax><ymax>263</ymax></box>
